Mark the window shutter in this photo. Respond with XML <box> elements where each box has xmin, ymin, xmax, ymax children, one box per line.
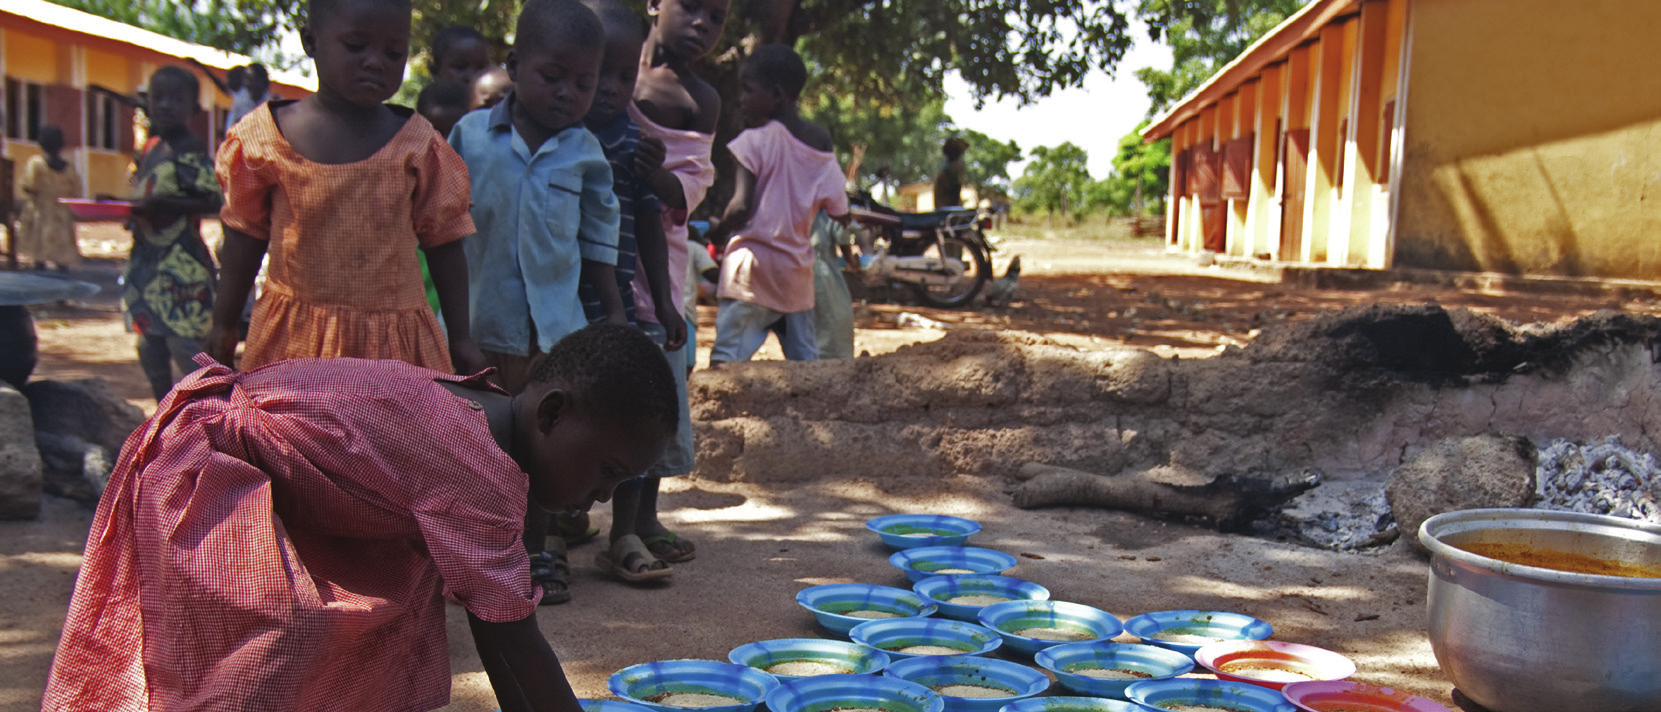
<box><xmin>118</xmin><ymin>103</ymin><xmax>136</xmax><ymax>154</ymax></box>
<box><xmin>44</xmin><ymin>85</ymin><xmax>82</xmax><ymax>147</ymax></box>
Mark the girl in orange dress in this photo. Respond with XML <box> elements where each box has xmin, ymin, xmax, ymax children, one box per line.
<box><xmin>206</xmin><ymin>0</ymin><xmax>486</xmax><ymax>374</ymax></box>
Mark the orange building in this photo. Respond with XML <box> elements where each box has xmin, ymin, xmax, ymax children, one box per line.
<box><xmin>0</xmin><ymin>0</ymin><xmax>314</xmax><ymax>199</ymax></box>
<box><xmin>1143</xmin><ymin>0</ymin><xmax>1661</xmax><ymax>281</ymax></box>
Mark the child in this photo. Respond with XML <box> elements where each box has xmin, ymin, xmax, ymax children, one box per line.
<box><xmin>612</xmin><ymin>0</ymin><xmax>731</xmax><ymax>571</ymax></box>
<box><xmin>705</xmin><ymin>44</ymin><xmax>849</xmax><ymax>364</ymax></box>
<box><xmin>17</xmin><ymin>125</ymin><xmax>81</xmax><ymax>272</ymax></box>
<box><xmin>934</xmin><ymin>136</ymin><xmax>968</xmax><ymax>209</ymax></box>
<box><xmin>207</xmin><ymin>0</ymin><xmax>485</xmax><ymax>376</ymax></box>
<box><xmin>450</xmin><ymin>0</ymin><xmax>625</xmax><ymax>602</ymax></box>
<box><xmin>472</xmin><ymin>65</ymin><xmax>513</xmax><ymax>110</ymax></box>
<box><xmin>226</xmin><ymin>63</ymin><xmax>271</xmax><ymax>130</ymax></box>
<box><xmin>429</xmin><ymin>25</ymin><xmax>493</xmax><ymax>86</ymax></box>
<box><xmin>123</xmin><ymin>66</ymin><xmax>223</xmax><ymax>402</ymax></box>
<box><xmin>42</xmin><ymin>324</ymin><xmax>678</xmax><ymax>712</ymax></box>
<box><xmin>415</xmin><ymin>79</ymin><xmax>475</xmax><ymax>317</ymax></box>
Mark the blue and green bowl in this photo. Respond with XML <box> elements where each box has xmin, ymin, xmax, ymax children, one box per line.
<box><xmin>1121</xmin><ymin>610</ymin><xmax>1273</xmax><ymax>658</ymax></box>
<box><xmin>996</xmin><ymin>696</ymin><xmax>1142</xmax><ymax>712</ymax></box>
<box><xmin>889</xmin><ymin>546</ymin><xmax>1019</xmax><ymax>584</ymax></box>
<box><xmin>975</xmin><ymin>600</ymin><xmax>1123</xmax><ymax>657</ymax></box>
<box><xmin>1125</xmin><ymin>678</ymin><xmax>1298</xmax><ymax>712</ymax></box>
<box><xmin>765</xmin><ymin>674</ymin><xmax>944</xmax><ymax>712</ymax></box>
<box><xmin>796</xmin><ymin>583</ymin><xmax>939</xmax><ymax>637</ymax></box>
<box><xmin>912</xmin><ymin>575</ymin><xmax>1051</xmax><ymax>622</ymax></box>
<box><xmin>608</xmin><ymin>659</ymin><xmax>781</xmax><ymax>712</ymax></box>
<box><xmin>1033</xmin><ymin>642</ymin><xmax>1195</xmax><ymax>699</ymax></box>
<box><xmin>580</xmin><ymin>700</ymin><xmax>657</xmax><ymax>712</ymax></box>
<box><xmin>849</xmin><ymin>618</ymin><xmax>1003</xmax><ymax>660</ymax></box>
<box><xmin>866</xmin><ymin>514</ymin><xmax>983</xmax><ymax>549</ymax></box>
<box><xmin>882</xmin><ymin>655</ymin><xmax>1050</xmax><ymax>712</ymax></box>
<box><xmin>728</xmin><ymin>638</ymin><xmax>891</xmax><ymax>681</ymax></box>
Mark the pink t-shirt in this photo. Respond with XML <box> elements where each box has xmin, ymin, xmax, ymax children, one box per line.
<box><xmin>717</xmin><ymin>121</ymin><xmax>848</xmax><ymax>313</ymax></box>
<box><xmin>628</xmin><ymin>103</ymin><xmax>715</xmax><ymax>324</ymax></box>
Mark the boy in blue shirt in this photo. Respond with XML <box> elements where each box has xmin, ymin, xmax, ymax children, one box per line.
<box><xmin>449</xmin><ymin>0</ymin><xmax>625</xmax><ymax>604</ymax></box>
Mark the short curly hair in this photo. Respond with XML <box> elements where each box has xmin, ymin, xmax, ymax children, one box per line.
<box><xmin>743</xmin><ymin>44</ymin><xmax>807</xmax><ymax>99</ymax></box>
<box><xmin>526</xmin><ymin>324</ymin><xmax>679</xmax><ymax>433</ymax></box>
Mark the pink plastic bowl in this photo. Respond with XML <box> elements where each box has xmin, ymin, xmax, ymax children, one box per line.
<box><xmin>60</xmin><ymin>198</ymin><xmax>132</xmax><ymax>221</ymax></box>
<box><xmin>1193</xmin><ymin>640</ymin><xmax>1356</xmax><ymax>691</ymax></box>
<box><xmin>1281</xmin><ymin>681</ymin><xmax>1454</xmax><ymax>712</ymax></box>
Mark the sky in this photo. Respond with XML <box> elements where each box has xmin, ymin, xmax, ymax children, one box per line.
<box><xmin>942</xmin><ymin>30</ymin><xmax>1173</xmax><ymax>181</ymax></box>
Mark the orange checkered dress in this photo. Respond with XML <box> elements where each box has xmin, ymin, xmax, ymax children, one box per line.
<box><xmin>216</xmin><ymin>104</ymin><xmax>475</xmax><ymax>371</ymax></box>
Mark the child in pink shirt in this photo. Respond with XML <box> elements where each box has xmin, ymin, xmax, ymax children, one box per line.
<box><xmin>705</xmin><ymin>45</ymin><xmax>848</xmax><ymax>363</ymax></box>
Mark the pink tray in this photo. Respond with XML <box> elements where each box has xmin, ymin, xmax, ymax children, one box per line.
<box><xmin>60</xmin><ymin>198</ymin><xmax>132</xmax><ymax>221</ymax></box>
<box><xmin>1281</xmin><ymin>681</ymin><xmax>1454</xmax><ymax>712</ymax></box>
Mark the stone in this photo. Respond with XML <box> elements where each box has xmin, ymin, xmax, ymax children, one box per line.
<box><xmin>34</xmin><ymin>431</ymin><xmax>111</xmax><ymax>504</ymax></box>
<box><xmin>0</xmin><ymin>382</ymin><xmax>42</xmax><ymax>519</ymax></box>
<box><xmin>1277</xmin><ymin>479</ymin><xmax>1396</xmax><ymax>550</ymax></box>
<box><xmin>1387</xmin><ymin>433</ymin><xmax>1538</xmax><ymax>552</ymax></box>
<box><xmin>23</xmin><ymin>379</ymin><xmax>145</xmax><ymax>458</ymax></box>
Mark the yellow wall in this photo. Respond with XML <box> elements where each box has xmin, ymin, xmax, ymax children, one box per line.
<box><xmin>5</xmin><ymin>30</ymin><xmax>57</xmax><ymax>83</ymax></box>
<box><xmin>1394</xmin><ymin>0</ymin><xmax>1661</xmax><ymax>279</ymax></box>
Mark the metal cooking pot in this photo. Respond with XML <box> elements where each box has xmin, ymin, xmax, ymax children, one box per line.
<box><xmin>1419</xmin><ymin>508</ymin><xmax>1661</xmax><ymax>712</ymax></box>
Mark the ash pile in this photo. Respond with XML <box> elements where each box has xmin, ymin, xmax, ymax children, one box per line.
<box><xmin>1535</xmin><ymin>437</ymin><xmax>1661</xmax><ymax>523</ymax></box>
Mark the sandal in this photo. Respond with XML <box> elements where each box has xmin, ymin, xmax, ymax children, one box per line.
<box><xmin>596</xmin><ymin>534</ymin><xmax>673</xmax><ymax>583</ymax></box>
<box><xmin>553</xmin><ymin>510</ymin><xmax>600</xmax><ymax>546</ymax></box>
<box><xmin>642</xmin><ymin>531</ymin><xmax>696</xmax><ymax>564</ymax></box>
<box><xmin>528</xmin><ymin>549</ymin><xmax>572</xmax><ymax>605</ymax></box>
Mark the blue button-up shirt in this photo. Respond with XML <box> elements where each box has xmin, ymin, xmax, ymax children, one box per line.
<box><xmin>449</xmin><ymin>94</ymin><xmax>620</xmax><ymax>356</ymax></box>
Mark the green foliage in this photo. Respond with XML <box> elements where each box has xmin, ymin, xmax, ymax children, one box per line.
<box><xmin>1084</xmin><ymin>122</ymin><xmax>1170</xmax><ymax>216</ymax></box>
<box><xmin>1014</xmin><ymin>142</ymin><xmax>1091</xmax><ymax>219</ymax></box>
<box><xmin>52</xmin><ymin>0</ymin><xmax>301</xmax><ymax>67</ymax></box>
<box><xmin>1134</xmin><ymin>0</ymin><xmax>1308</xmax><ymax>115</ymax></box>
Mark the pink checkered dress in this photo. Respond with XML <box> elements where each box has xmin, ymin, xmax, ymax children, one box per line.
<box><xmin>43</xmin><ymin>357</ymin><xmax>539</xmax><ymax>711</ymax></box>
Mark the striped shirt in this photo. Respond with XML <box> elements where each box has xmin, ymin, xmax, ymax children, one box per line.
<box><xmin>579</xmin><ymin>111</ymin><xmax>661</xmax><ymax>325</ymax></box>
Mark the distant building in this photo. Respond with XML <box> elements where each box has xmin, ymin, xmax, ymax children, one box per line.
<box><xmin>1142</xmin><ymin>0</ymin><xmax>1660</xmax><ymax>281</ymax></box>
<box><xmin>0</xmin><ymin>0</ymin><xmax>314</xmax><ymax>198</ymax></box>
<box><xmin>896</xmin><ymin>181</ymin><xmax>980</xmax><ymax>214</ymax></box>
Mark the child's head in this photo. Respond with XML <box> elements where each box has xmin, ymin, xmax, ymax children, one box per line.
<box><xmin>580</xmin><ymin>0</ymin><xmax>646</xmax><ymax>126</ymax></box>
<box><xmin>303</xmin><ymin>0</ymin><xmax>411</xmax><ymax>107</ymax></box>
<box><xmin>429</xmin><ymin>25</ymin><xmax>492</xmax><ymax>86</ymax></box>
<box><xmin>227</xmin><ymin>65</ymin><xmax>247</xmax><ymax>93</ymax></box>
<box><xmin>507</xmin><ymin>0</ymin><xmax>604</xmax><ymax>132</ymax></box>
<box><xmin>942</xmin><ymin>137</ymin><xmax>968</xmax><ymax>161</ymax></box>
<box><xmin>146</xmin><ymin>66</ymin><xmax>202</xmax><ymax>136</ymax></box>
<box><xmin>516</xmin><ymin>323</ymin><xmax>678</xmax><ymax>514</ymax></box>
<box><xmin>416</xmin><ymin>80</ymin><xmax>470</xmax><ymax>137</ymax></box>
<box><xmin>245</xmin><ymin>63</ymin><xmax>270</xmax><ymax>98</ymax></box>
<box><xmin>38</xmin><ymin>124</ymin><xmax>63</xmax><ymax>154</ymax></box>
<box><xmin>471</xmin><ymin>66</ymin><xmax>512</xmax><ymax>110</ymax></box>
<box><xmin>737</xmin><ymin>44</ymin><xmax>805</xmax><ymax>127</ymax></box>
<box><xmin>646</xmin><ymin>0</ymin><xmax>729</xmax><ymax>62</ymax></box>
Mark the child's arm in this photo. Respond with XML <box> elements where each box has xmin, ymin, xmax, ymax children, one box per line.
<box><xmin>635</xmin><ymin>136</ymin><xmax>688</xmax><ymax>212</ymax></box>
<box><xmin>468</xmin><ymin>611</ymin><xmax>585</xmax><ymax>712</ymax></box>
<box><xmin>702</xmin><ymin>163</ymin><xmax>757</xmax><ymax>251</ymax></box>
<box><xmin>581</xmin><ymin>260</ymin><xmax>629</xmax><ymax>325</ymax></box>
<box><xmin>634</xmin><ymin>204</ymin><xmax>685</xmax><ymax>350</ymax></box>
<box><xmin>424</xmin><ymin>240</ymin><xmax>488</xmax><ymax>375</ymax></box>
<box><xmin>205</xmin><ymin>228</ymin><xmax>267</xmax><ymax>366</ymax></box>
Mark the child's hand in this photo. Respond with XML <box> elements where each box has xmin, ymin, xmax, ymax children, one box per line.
<box><xmin>657</xmin><ymin>297</ymin><xmax>687</xmax><ymax>351</ymax></box>
<box><xmin>449</xmin><ymin>337</ymin><xmax>489</xmax><ymax>376</ymax></box>
<box><xmin>634</xmin><ymin>136</ymin><xmax>665</xmax><ymax>177</ymax></box>
<box><xmin>204</xmin><ymin>323</ymin><xmax>240</xmax><ymax>369</ymax></box>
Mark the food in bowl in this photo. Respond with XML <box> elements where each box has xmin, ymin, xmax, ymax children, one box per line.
<box><xmin>1072</xmin><ymin>667</ymin><xmax>1152</xmax><ymax>680</ymax></box>
<box><xmin>946</xmin><ymin>594</ymin><xmax>1010</xmax><ymax>606</ymax></box>
<box><xmin>648</xmin><ymin>693</ymin><xmax>747</xmax><ymax>708</ymax></box>
<box><xmin>1012</xmin><ymin>626</ymin><xmax>1095</xmax><ymax>641</ymax></box>
<box><xmin>933</xmin><ymin>684</ymin><xmax>1014</xmax><ymax>698</ymax></box>
<box><xmin>836</xmin><ymin>609</ymin><xmax>902</xmax><ymax>619</ymax></box>
<box><xmin>1455</xmin><ymin>541</ymin><xmax>1661</xmax><ymax>578</ymax></box>
<box><xmin>765</xmin><ymin>660</ymin><xmax>854</xmax><ymax>676</ymax></box>
<box><xmin>891</xmin><ymin>644</ymin><xmax>970</xmax><ymax>655</ymax></box>
<box><xmin>1148</xmin><ymin>628</ymin><xmax>1226</xmax><ymax>645</ymax></box>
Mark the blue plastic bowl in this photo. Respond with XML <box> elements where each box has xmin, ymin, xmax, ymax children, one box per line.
<box><xmin>766</xmin><ymin>674</ymin><xmax>944</xmax><ymax>712</ymax></box>
<box><xmin>1125</xmin><ymin>678</ymin><xmax>1298</xmax><ymax>712</ymax></box>
<box><xmin>913</xmin><ymin>575</ymin><xmax>1051</xmax><ymax>622</ymax></box>
<box><xmin>996</xmin><ymin>696</ymin><xmax>1142</xmax><ymax>712</ymax></box>
<box><xmin>975</xmin><ymin>600</ymin><xmax>1124</xmax><ymax>657</ymax></box>
<box><xmin>728</xmin><ymin>638</ymin><xmax>891</xmax><ymax>680</ymax></box>
<box><xmin>850</xmin><ymin>618</ymin><xmax>1003</xmax><ymax>660</ymax></box>
<box><xmin>866</xmin><ymin>514</ymin><xmax>983</xmax><ymax>550</ymax></box>
<box><xmin>1121</xmin><ymin>610</ymin><xmax>1274</xmax><ymax>658</ymax></box>
<box><xmin>889</xmin><ymin>547</ymin><xmax>1019</xmax><ymax>584</ymax></box>
<box><xmin>796</xmin><ymin>584</ymin><xmax>939</xmax><ymax>637</ymax></box>
<box><xmin>882</xmin><ymin>655</ymin><xmax>1050</xmax><ymax>712</ymax></box>
<box><xmin>609</xmin><ymin>659</ymin><xmax>781</xmax><ymax>712</ymax></box>
<box><xmin>581</xmin><ymin>700</ymin><xmax>658</xmax><ymax>712</ymax></box>
<box><xmin>1033</xmin><ymin>642</ymin><xmax>1195</xmax><ymax>699</ymax></box>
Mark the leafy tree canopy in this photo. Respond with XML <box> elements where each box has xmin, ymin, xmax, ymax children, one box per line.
<box><xmin>1134</xmin><ymin>0</ymin><xmax>1307</xmax><ymax>115</ymax></box>
<box><xmin>53</xmin><ymin>0</ymin><xmax>298</xmax><ymax>67</ymax></box>
<box><xmin>1014</xmin><ymin>141</ymin><xmax>1091</xmax><ymax>219</ymax></box>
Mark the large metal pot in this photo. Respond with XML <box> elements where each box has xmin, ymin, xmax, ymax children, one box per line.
<box><xmin>1419</xmin><ymin>509</ymin><xmax>1661</xmax><ymax>712</ymax></box>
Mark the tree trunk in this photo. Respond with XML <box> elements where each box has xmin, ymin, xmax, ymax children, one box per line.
<box><xmin>1011</xmin><ymin>462</ymin><xmax>1318</xmax><ymax>532</ymax></box>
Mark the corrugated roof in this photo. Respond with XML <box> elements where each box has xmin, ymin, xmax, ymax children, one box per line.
<box><xmin>1140</xmin><ymin>0</ymin><xmax>1358</xmax><ymax>142</ymax></box>
<box><xmin>0</xmin><ymin>0</ymin><xmax>316</xmax><ymax>91</ymax></box>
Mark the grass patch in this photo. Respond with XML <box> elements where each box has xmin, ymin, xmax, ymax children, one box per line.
<box><xmin>991</xmin><ymin>217</ymin><xmax>1163</xmax><ymax>245</ymax></box>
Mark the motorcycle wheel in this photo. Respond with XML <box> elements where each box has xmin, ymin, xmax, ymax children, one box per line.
<box><xmin>913</xmin><ymin>233</ymin><xmax>991</xmax><ymax>308</ymax></box>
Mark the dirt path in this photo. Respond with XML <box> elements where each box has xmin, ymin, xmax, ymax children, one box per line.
<box><xmin>9</xmin><ymin>225</ymin><xmax>1648</xmax><ymax>710</ymax></box>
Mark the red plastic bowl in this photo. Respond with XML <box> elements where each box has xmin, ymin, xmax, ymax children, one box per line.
<box><xmin>60</xmin><ymin>198</ymin><xmax>133</xmax><ymax>222</ymax></box>
<box><xmin>1281</xmin><ymin>681</ymin><xmax>1454</xmax><ymax>712</ymax></box>
<box><xmin>1194</xmin><ymin>640</ymin><xmax>1356</xmax><ymax>690</ymax></box>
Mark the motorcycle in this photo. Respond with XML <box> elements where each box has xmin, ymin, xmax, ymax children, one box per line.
<box><xmin>846</xmin><ymin>191</ymin><xmax>994</xmax><ymax>308</ymax></box>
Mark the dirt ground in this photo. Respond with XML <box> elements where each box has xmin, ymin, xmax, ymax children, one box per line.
<box><xmin>6</xmin><ymin>224</ymin><xmax>1653</xmax><ymax>710</ymax></box>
